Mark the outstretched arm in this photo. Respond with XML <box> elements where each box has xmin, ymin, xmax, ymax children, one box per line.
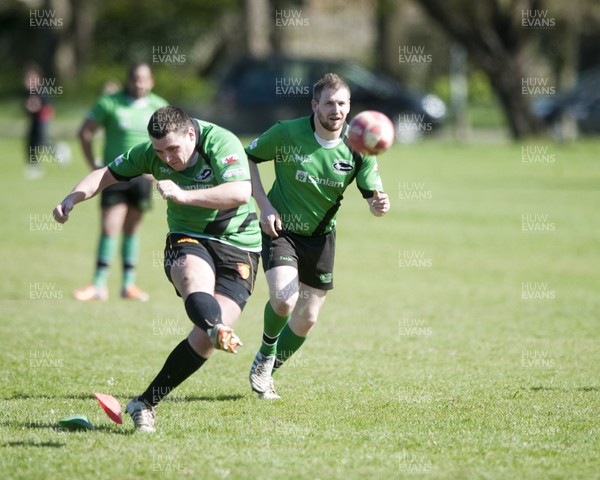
<box><xmin>53</xmin><ymin>166</ymin><xmax>118</xmax><ymax>223</ymax></box>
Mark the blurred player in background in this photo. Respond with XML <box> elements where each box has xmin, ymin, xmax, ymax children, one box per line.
<box><xmin>53</xmin><ymin>106</ymin><xmax>261</xmax><ymax>432</ymax></box>
<box><xmin>73</xmin><ymin>63</ymin><xmax>168</xmax><ymax>301</ymax></box>
<box><xmin>246</xmin><ymin>73</ymin><xmax>390</xmax><ymax>399</ymax></box>
<box><xmin>23</xmin><ymin>62</ymin><xmax>54</xmax><ymax>180</ymax></box>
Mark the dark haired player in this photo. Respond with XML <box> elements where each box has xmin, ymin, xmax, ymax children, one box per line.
<box><xmin>74</xmin><ymin>63</ymin><xmax>168</xmax><ymax>302</ymax></box>
<box><xmin>54</xmin><ymin>106</ymin><xmax>261</xmax><ymax>431</ymax></box>
<box><xmin>246</xmin><ymin>73</ymin><xmax>390</xmax><ymax>399</ymax></box>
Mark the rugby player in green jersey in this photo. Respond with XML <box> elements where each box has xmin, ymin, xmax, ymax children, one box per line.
<box><xmin>53</xmin><ymin>106</ymin><xmax>261</xmax><ymax>431</ymax></box>
<box><xmin>246</xmin><ymin>73</ymin><xmax>390</xmax><ymax>399</ymax></box>
<box><xmin>74</xmin><ymin>63</ymin><xmax>168</xmax><ymax>302</ymax></box>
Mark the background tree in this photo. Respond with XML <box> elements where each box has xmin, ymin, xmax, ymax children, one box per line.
<box><xmin>413</xmin><ymin>0</ymin><xmax>549</xmax><ymax>139</ymax></box>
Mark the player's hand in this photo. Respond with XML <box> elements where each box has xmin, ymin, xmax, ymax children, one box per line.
<box><xmin>370</xmin><ymin>189</ymin><xmax>390</xmax><ymax>216</ymax></box>
<box><xmin>259</xmin><ymin>204</ymin><xmax>282</xmax><ymax>237</ymax></box>
<box><xmin>157</xmin><ymin>180</ymin><xmax>186</xmax><ymax>203</ymax></box>
<box><xmin>53</xmin><ymin>200</ymin><xmax>73</xmax><ymax>223</ymax></box>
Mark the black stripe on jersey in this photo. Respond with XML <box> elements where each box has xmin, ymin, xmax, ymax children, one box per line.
<box><xmin>313</xmin><ymin>133</ymin><xmax>367</xmax><ymax>235</ymax></box>
<box><xmin>193</xmin><ymin>119</ymin><xmax>212</xmax><ymax>165</ymax></box>
<box><xmin>246</xmin><ymin>152</ymin><xmax>269</xmax><ymax>164</ymax></box>
<box><xmin>236</xmin><ymin>212</ymin><xmax>258</xmax><ymax>234</ymax></box>
<box><xmin>313</xmin><ymin>196</ymin><xmax>343</xmax><ymax>236</ymax></box>
<box><xmin>342</xmin><ymin>135</ymin><xmax>373</xmax><ymax>199</ymax></box>
<box><xmin>203</xmin><ymin>208</ymin><xmax>238</xmax><ymax>235</ymax></box>
<box><xmin>107</xmin><ymin>165</ymin><xmax>140</xmax><ymax>182</ymax></box>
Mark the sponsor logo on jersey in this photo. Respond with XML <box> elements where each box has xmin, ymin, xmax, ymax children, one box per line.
<box><xmin>295</xmin><ymin>170</ymin><xmax>308</xmax><ymax>182</ymax></box>
<box><xmin>182</xmin><ymin>184</ymin><xmax>214</xmax><ymax>190</ymax></box>
<box><xmin>295</xmin><ymin>169</ymin><xmax>343</xmax><ymax>188</ymax></box>
<box><xmin>221</xmin><ymin>154</ymin><xmax>239</xmax><ymax>165</ymax></box>
<box><xmin>279</xmin><ymin>255</ymin><xmax>294</xmax><ymax>262</ymax></box>
<box><xmin>114</xmin><ymin>154</ymin><xmax>124</xmax><ymax>166</ymax></box>
<box><xmin>194</xmin><ymin>167</ymin><xmax>213</xmax><ymax>182</ymax></box>
<box><xmin>237</xmin><ymin>262</ymin><xmax>251</xmax><ymax>279</ymax></box>
<box><xmin>177</xmin><ymin>237</ymin><xmax>199</xmax><ymax>244</ymax></box>
<box><xmin>332</xmin><ymin>160</ymin><xmax>354</xmax><ymax>175</ymax></box>
<box><xmin>248</xmin><ymin>138</ymin><xmax>258</xmax><ymax>149</ymax></box>
<box><xmin>222</xmin><ymin>167</ymin><xmax>247</xmax><ymax>179</ymax></box>
<box><xmin>159</xmin><ymin>166</ymin><xmax>172</xmax><ymax>175</ymax></box>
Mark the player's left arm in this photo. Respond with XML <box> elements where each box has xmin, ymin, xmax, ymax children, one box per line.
<box><xmin>357</xmin><ymin>155</ymin><xmax>390</xmax><ymax>217</ymax></box>
<box><xmin>367</xmin><ymin>189</ymin><xmax>390</xmax><ymax>217</ymax></box>
<box><xmin>156</xmin><ymin>180</ymin><xmax>251</xmax><ymax>209</ymax></box>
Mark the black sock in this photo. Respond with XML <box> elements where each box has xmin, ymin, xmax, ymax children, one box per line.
<box><xmin>139</xmin><ymin>339</ymin><xmax>207</xmax><ymax>407</ymax></box>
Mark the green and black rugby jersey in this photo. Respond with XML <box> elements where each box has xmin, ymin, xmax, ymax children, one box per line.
<box><xmin>246</xmin><ymin>115</ymin><xmax>383</xmax><ymax>236</ymax></box>
<box><xmin>107</xmin><ymin>119</ymin><xmax>261</xmax><ymax>251</ymax></box>
<box><xmin>89</xmin><ymin>91</ymin><xmax>168</xmax><ymax>166</ymax></box>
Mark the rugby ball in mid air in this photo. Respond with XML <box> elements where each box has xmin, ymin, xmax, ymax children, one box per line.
<box><xmin>347</xmin><ymin>110</ymin><xmax>395</xmax><ymax>155</ymax></box>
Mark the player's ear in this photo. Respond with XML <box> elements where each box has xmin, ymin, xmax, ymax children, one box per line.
<box><xmin>311</xmin><ymin>99</ymin><xmax>318</xmax><ymax>113</ymax></box>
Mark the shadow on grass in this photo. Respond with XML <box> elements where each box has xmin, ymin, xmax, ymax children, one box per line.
<box><xmin>165</xmin><ymin>393</ymin><xmax>245</xmax><ymax>403</ymax></box>
<box><xmin>0</xmin><ymin>420</ymin><xmax>135</xmax><ymax>436</ymax></box>
<box><xmin>2</xmin><ymin>440</ymin><xmax>66</xmax><ymax>448</ymax></box>
<box><xmin>2</xmin><ymin>392</ymin><xmax>248</xmax><ymax>402</ymax></box>
<box><xmin>529</xmin><ymin>386</ymin><xmax>600</xmax><ymax>392</ymax></box>
<box><xmin>0</xmin><ymin>392</ymin><xmax>132</xmax><ymax>401</ymax></box>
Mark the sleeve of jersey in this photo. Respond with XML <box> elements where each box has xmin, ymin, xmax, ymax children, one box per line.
<box><xmin>244</xmin><ymin>123</ymin><xmax>283</xmax><ymax>163</ymax></box>
<box><xmin>209</xmin><ymin>130</ymin><xmax>252</xmax><ymax>184</ymax></box>
<box><xmin>153</xmin><ymin>93</ymin><xmax>170</xmax><ymax>108</ymax></box>
<box><xmin>356</xmin><ymin>155</ymin><xmax>384</xmax><ymax>199</ymax></box>
<box><xmin>107</xmin><ymin>143</ymin><xmax>151</xmax><ymax>181</ymax></box>
<box><xmin>88</xmin><ymin>95</ymin><xmax>110</xmax><ymax>124</ymax></box>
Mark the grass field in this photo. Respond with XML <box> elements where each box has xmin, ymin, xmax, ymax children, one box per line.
<box><xmin>0</xmin><ymin>132</ymin><xmax>599</xmax><ymax>479</ymax></box>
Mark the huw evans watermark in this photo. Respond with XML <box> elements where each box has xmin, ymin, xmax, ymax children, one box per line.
<box><xmin>275</xmin><ymin>77</ymin><xmax>310</xmax><ymax>97</ymax></box>
<box><xmin>521</xmin><ymin>350</ymin><xmax>555</xmax><ymax>368</ymax></box>
<box><xmin>275</xmin><ymin>9</ymin><xmax>309</xmax><ymax>27</ymax></box>
<box><xmin>522</xmin><ymin>9</ymin><xmax>555</xmax><ymax>29</ymax></box>
<box><xmin>521</xmin><ymin>213</ymin><xmax>555</xmax><ymax>232</ymax></box>
<box><xmin>399</xmin><ymin>250</ymin><xmax>432</xmax><ymax>268</ymax></box>
<box><xmin>275</xmin><ymin>145</ymin><xmax>311</xmax><ymax>164</ymax></box>
<box><xmin>398</xmin><ymin>181</ymin><xmax>432</xmax><ymax>200</ymax></box>
<box><xmin>521</xmin><ymin>282</ymin><xmax>556</xmax><ymax>300</ymax></box>
<box><xmin>30</xmin><ymin>350</ymin><xmax>63</xmax><ymax>368</ymax></box>
<box><xmin>522</xmin><ymin>77</ymin><xmax>555</xmax><ymax>96</ymax></box>
<box><xmin>30</xmin><ymin>282</ymin><xmax>63</xmax><ymax>300</ymax></box>
<box><xmin>399</xmin><ymin>318</ymin><xmax>433</xmax><ymax>337</ymax></box>
<box><xmin>30</xmin><ymin>9</ymin><xmax>63</xmax><ymax>29</ymax></box>
<box><xmin>398</xmin><ymin>45</ymin><xmax>432</xmax><ymax>64</ymax></box>
<box><xmin>521</xmin><ymin>146</ymin><xmax>556</xmax><ymax>164</ymax></box>
<box><xmin>29</xmin><ymin>77</ymin><xmax>63</xmax><ymax>97</ymax></box>
<box><xmin>398</xmin><ymin>450</ymin><xmax>433</xmax><ymax>472</ymax></box>
<box><xmin>152</xmin><ymin>45</ymin><xmax>186</xmax><ymax>65</ymax></box>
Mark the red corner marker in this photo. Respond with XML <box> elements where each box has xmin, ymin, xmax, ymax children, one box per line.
<box><xmin>93</xmin><ymin>392</ymin><xmax>123</xmax><ymax>424</ymax></box>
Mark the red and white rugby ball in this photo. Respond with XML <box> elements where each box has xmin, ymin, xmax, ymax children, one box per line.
<box><xmin>348</xmin><ymin>110</ymin><xmax>395</xmax><ymax>155</ymax></box>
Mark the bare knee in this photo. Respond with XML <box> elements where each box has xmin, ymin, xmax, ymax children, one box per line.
<box><xmin>291</xmin><ymin>306</ymin><xmax>319</xmax><ymax>336</ymax></box>
<box><xmin>270</xmin><ymin>294</ymin><xmax>297</xmax><ymax>317</ymax></box>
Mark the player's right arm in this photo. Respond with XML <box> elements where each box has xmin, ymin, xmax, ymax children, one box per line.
<box><xmin>246</xmin><ymin>126</ymin><xmax>287</xmax><ymax>237</ymax></box>
<box><xmin>53</xmin><ymin>167</ymin><xmax>118</xmax><ymax>223</ymax></box>
<box><xmin>249</xmin><ymin>160</ymin><xmax>281</xmax><ymax>237</ymax></box>
<box><xmin>78</xmin><ymin>118</ymin><xmax>101</xmax><ymax>170</ymax></box>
